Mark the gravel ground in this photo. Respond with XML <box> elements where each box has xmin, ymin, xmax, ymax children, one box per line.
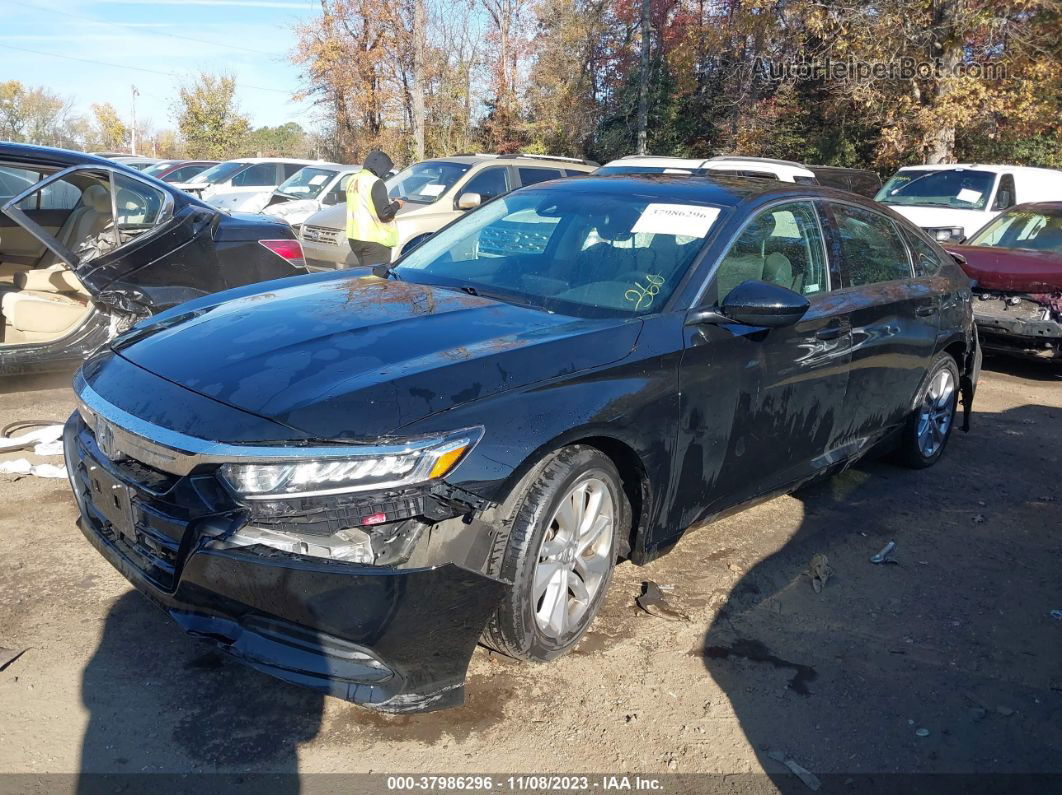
<box><xmin>0</xmin><ymin>357</ymin><xmax>1059</xmax><ymax>791</ymax></box>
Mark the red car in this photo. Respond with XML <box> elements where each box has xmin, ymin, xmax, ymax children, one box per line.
<box><xmin>140</xmin><ymin>159</ymin><xmax>218</xmax><ymax>183</ymax></box>
<box><xmin>946</xmin><ymin>202</ymin><xmax>1062</xmax><ymax>362</ymax></box>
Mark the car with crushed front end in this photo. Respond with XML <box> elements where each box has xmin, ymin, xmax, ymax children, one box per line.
<box><xmin>945</xmin><ymin>202</ymin><xmax>1062</xmax><ymax>362</ymax></box>
<box><xmin>0</xmin><ymin>144</ymin><xmax>307</xmax><ymax>376</ymax></box>
<box><xmin>65</xmin><ymin>174</ymin><xmax>981</xmax><ymax>713</ymax></box>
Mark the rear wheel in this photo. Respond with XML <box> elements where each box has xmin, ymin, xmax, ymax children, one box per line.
<box><xmin>895</xmin><ymin>353</ymin><xmax>960</xmax><ymax>469</ymax></box>
<box><xmin>484</xmin><ymin>446</ymin><xmax>626</xmax><ymax>662</ymax></box>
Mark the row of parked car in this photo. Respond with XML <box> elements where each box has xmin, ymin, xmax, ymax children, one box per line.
<box><xmin>2</xmin><ymin>139</ymin><xmax>1060</xmax><ymax>715</ymax></box>
<box><xmin>128</xmin><ymin>147</ymin><xmax>1062</xmax><ymax>363</ymax></box>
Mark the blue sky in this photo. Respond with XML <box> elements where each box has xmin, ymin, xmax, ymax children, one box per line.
<box><xmin>3</xmin><ymin>0</ymin><xmax>321</xmax><ymax>132</ymax></box>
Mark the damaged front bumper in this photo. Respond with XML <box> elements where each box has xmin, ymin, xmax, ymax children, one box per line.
<box><xmin>974</xmin><ymin>294</ymin><xmax>1062</xmax><ymax>361</ymax></box>
<box><xmin>64</xmin><ymin>414</ymin><xmax>508</xmax><ymax>713</ymax></box>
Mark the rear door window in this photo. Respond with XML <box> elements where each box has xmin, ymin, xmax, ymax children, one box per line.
<box><xmin>830</xmin><ymin>203</ymin><xmax>912</xmax><ymax>286</ymax></box>
<box><xmin>232</xmin><ymin>163</ymin><xmax>277</xmax><ymax>187</ymax></box>
<box><xmin>713</xmin><ymin>201</ymin><xmax>829</xmax><ymax>300</ymax></box>
<box><xmin>518</xmin><ymin>167</ymin><xmax>563</xmax><ymax>187</ymax></box>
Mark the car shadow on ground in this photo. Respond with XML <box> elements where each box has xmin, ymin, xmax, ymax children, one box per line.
<box><xmin>0</xmin><ymin>369</ymin><xmax>79</xmax><ymax>396</ymax></box>
<box><xmin>698</xmin><ymin>403</ymin><xmax>1062</xmax><ymax>789</ymax></box>
<box><xmin>980</xmin><ymin>352</ymin><xmax>1061</xmax><ymax>382</ymax></box>
<box><xmin>77</xmin><ymin>591</ymin><xmax>323</xmax><ymax>793</ymax></box>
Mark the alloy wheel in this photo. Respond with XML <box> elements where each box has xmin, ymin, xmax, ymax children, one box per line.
<box><xmin>532</xmin><ymin>476</ymin><xmax>615</xmax><ymax>638</ymax></box>
<box><xmin>916</xmin><ymin>368</ymin><xmax>955</xmax><ymax>458</ymax></box>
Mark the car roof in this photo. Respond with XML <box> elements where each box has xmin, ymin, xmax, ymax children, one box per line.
<box><xmin>524</xmin><ymin>173</ymin><xmax>875</xmax><ymax>208</ymax></box>
<box><xmin>895</xmin><ymin>164</ymin><xmax>1062</xmax><ymax>177</ymax></box>
<box><xmin>601</xmin><ymin>155</ymin><xmax>816</xmax><ymax>178</ymax></box>
<box><xmin>420</xmin><ymin>154</ymin><xmax>595</xmax><ymax>169</ymax></box>
<box><xmin>0</xmin><ymin>142</ymin><xmax>154</xmax><ymax>174</ymax></box>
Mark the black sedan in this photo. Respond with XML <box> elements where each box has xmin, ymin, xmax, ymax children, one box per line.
<box><xmin>0</xmin><ymin>144</ymin><xmax>307</xmax><ymax>376</ymax></box>
<box><xmin>64</xmin><ymin>175</ymin><xmax>980</xmax><ymax>712</ymax></box>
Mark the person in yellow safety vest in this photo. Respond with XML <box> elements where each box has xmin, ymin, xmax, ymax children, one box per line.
<box><xmin>345</xmin><ymin>149</ymin><xmax>404</xmax><ymax>268</ymax></box>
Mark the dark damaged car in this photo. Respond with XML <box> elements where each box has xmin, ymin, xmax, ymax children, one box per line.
<box><xmin>0</xmin><ymin>144</ymin><xmax>306</xmax><ymax>376</ymax></box>
<box><xmin>946</xmin><ymin>202</ymin><xmax>1062</xmax><ymax>362</ymax></box>
<box><xmin>65</xmin><ymin>176</ymin><xmax>980</xmax><ymax>712</ymax></box>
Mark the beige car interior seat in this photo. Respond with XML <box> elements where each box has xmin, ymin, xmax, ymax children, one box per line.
<box><xmin>1</xmin><ymin>265</ymin><xmax>92</xmax><ymax>344</ymax></box>
<box><xmin>1</xmin><ymin>183</ymin><xmax>110</xmax><ymax>343</ymax></box>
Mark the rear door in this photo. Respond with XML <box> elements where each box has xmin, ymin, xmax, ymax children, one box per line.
<box><xmin>679</xmin><ymin>200</ymin><xmax>853</xmax><ymax>515</ymax></box>
<box><xmin>2</xmin><ymin>165</ymin><xmax>216</xmax><ymax>296</ymax></box>
<box><xmin>821</xmin><ymin>200</ymin><xmax>939</xmax><ymax>442</ymax></box>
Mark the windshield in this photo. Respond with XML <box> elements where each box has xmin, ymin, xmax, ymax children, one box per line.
<box><xmin>187</xmin><ymin>161</ymin><xmax>247</xmax><ymax>185</ymax></box>
<box><xmin>386</xmin><ymin>160</ymin><xmax>471</xmax><ymax>204</ymax></box>
<box><xmin>876</xmin><ymin>169</ymin><xmax>996</xmax><ymax>210</ymax></box>
<box><xmin>276</xmin><ymin>167</ymin><xmax>339</xmax><ymax>199</ymax></box>
<box><xmin>395</xmin><ymin>189</ymin><xmax>720</xmax><ymax>318</ymax></box>
<box><xmin>967</xmin><ymin>207</ymin><xmax>1062</xmax><ymax>252</ymax></box>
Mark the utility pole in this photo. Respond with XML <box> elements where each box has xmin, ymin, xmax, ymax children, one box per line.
<box><xmin>130</xmin><ymin>85</ymin><xmax>139</xmax><ymax>155</ymax></box>
<box><xmin>636</xmin><ymin>0</ymin><xmax>651</xmax><ymax>155</ymax></box>
<box><xmin>412</xmin><ymin>0</ymin><xmax>426</xmax><ymax>161</ymax></box>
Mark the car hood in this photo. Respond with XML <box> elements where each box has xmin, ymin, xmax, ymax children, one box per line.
<box><xmin>114</xmin><ymin>275</ymin><xmax>642</xmax><ymax>440</ymax></box>
<box><xmin>948</xmin><ymin>244</ymin><xmax>1062</xmax><ymax>293</ymax></box>
<box><xmin>885</xmin><ymin>205</ymin><xmax>991</xmax><ymax>238</ymax></box>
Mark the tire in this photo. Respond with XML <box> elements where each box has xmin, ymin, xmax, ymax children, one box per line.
<box><xmin>483</xmin><ymin>446</ymin><xmax>628</xmax><ymax>662</ymax></box>
<box><xmin>894</xmin><ymin>353</ymin><xmax>961</xmax><ymax>469</ymax></box>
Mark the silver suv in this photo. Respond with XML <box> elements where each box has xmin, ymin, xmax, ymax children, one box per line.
<box><xmin>299</xmin><ymin>154</ymin><xmax>596</xmax><ymax>269</ymax></box>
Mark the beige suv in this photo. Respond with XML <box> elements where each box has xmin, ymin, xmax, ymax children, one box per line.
<box><xmin>298</xmin><ymin>154</ymin><xmax>596</xmax><ymax>269</ymax></box>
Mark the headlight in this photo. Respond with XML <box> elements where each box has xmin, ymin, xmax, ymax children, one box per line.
<box><xmin>217</xmin><ymin>428</ymin><xmax>481</xmax><ymax>499</ymax></box>
<box><xmin>925</xmin><ymin>226</ymin><xmax>964</xmax><ymax>242</ymax></box>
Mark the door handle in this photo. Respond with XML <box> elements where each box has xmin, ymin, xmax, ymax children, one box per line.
<box><xmin>815</xmin><ymin>320</ymin><xmax>848</xmax><ymax>341</ymax></box>
<box><xmin>915</xmin><ymin>304</ymin><xmax>937</xmax><ymax>317</ymax></box>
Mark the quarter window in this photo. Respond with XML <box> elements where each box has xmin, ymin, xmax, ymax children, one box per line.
<box><xmin>830</xmin><ymin>204</ymin><xmax>912</xmax><ymax>286</ymax></box>
<box><xmin>714</xmin><ymin>202</ymin><xmax>829</xmax><ymax>301</ymax></box>
<box><xmin>113</xmin><ymin>173</ymin><xmax>166</xmax><ymax>231</ymax></box>
<box><xmin>904</xmin><ymin>231</ymin><xmax>944</xmax><ymax>278</ymax></box>
<box><xmin>462</xmin><ymin>167</ymin><xmax>510</xmax><ymax>202</ymax></box>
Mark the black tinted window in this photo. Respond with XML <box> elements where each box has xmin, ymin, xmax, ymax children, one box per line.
<box><xmin>462</xmin><ymin>167</ymin><xmax>510</xmax><ymax>201</ymax></box>
<box><xmin>904</xmin><ymin>230</ymin><xmax>945</xmax><ymax>277</ymax></box>
<box><xmin>232</xmin><ymin>163</ymin><xmax>277</xmax><ymax>187</ymax></box>
<box><xmin>518</xmin><ymin>167</ymin><xmax>563</xmax><ymax>186</ymax></box>
<box><xmin>992</xmin><ymin>174</ymin><xmax>1016</xmax><ymax>211</ymax></box>
<box><xmin>832</xmin><ymin>204</ymin><xmax>912</xmax><ymax>286</ymax></box>
<box><xmin>281</xmin><ymin>162</ymin><xmax>304</xmax><ymax>179</ymax></box>
<box><xmin>715</xmin><ymin>202</ymin><xmax>829</xmax><ymax>299</ymax></box>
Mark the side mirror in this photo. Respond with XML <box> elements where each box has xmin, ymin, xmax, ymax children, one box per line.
<box><xmin>321</xmin><ymin>191</ymin><xmax>341</xmax><ymax>206</ymax></box>
<box><xmin>457</xmin><ymin>192</ymin><xmax>482</xmax><ymax>211</ymax></box>
<box><xmin>721</xmin><ymin>280</ymin><xmax>810</xmax><ymax>327</ymax></box>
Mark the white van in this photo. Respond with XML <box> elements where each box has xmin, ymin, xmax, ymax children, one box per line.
<box><xmin>173</xmin><ymin>158</ymin><xmax>322</xmax><ymax>214</ymax></box>
<box><xmin>875</xmin><ymin>164</ymin><xmax>1062</xmax><ymax>242</ymax></box>
<box><xmin>596</xmin><ymin>155</ymin><xmax>818</xmax><ymax>183</ymax></box>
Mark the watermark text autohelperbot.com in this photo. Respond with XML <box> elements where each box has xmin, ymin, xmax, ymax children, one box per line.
<box><xmin>756</xmin><ymin>56</ymin><xmax>1008</xmax><ymax>82</ymax></box>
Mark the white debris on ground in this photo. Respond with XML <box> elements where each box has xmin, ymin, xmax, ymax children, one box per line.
<box><xmin>0</xmin><ymin>459</ymin><xmax>67</xmax><ymax>479</ymax></box>
<box><xmin>1</xmin><ymin>424</ymin><xmax>66</xmax><ymax>479</ymax></box>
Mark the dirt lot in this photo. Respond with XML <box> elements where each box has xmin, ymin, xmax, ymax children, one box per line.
<box><xmin>0</xmin><ymin>358</ymin><xmax>1059</xmax><ymax>791</ymax></box>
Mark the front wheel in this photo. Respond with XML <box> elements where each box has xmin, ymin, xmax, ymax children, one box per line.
<box><xmin>483</xmin><ymin>446</ymin><xmax>626</xmax><ymax>662</ymax></box>
<box><xmin>895</xmin><ymin>353</ymin><xmax>960</xmax><ymax>469</ymax></box>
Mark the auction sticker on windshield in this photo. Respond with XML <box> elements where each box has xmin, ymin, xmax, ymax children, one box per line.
<box><xmin>957</xmin><ymin>188</ymin><xmax>983</xmax><ymax>204</ymax></box>
<box><xmin>421</xmin><ymin>183</ymin><xmax>446</xmax><ymax>197</ymax></box>
<box><xmin>632</xmin><ymin>203</ymin><xmax>720</xmax><ymax>238</ymax></box>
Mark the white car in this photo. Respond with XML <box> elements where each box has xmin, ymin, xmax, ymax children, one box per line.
<box><xmin>875</xmin><ymin>164</ymin><xmax>1062</xmax><ymax>242</ymax></box>
<box><xmin>173</xmin><ymin>158</ymin><xmax>322</xmax><ymax>214</ymax></box>
<box><xmin>597</xmin><ymin>155</ymin><xmax>818</xmax><ymax>183</ymax></box>
<box><xmin>260</xmin><ymin>164</ymin><xmax>360</xmax><ymax>230</ymax></box>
